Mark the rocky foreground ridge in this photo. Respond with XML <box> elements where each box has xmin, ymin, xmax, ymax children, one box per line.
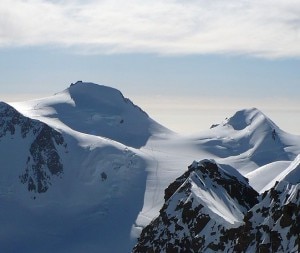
<box><xmin>133</xmin><ymin>159</ymin><xmax>300</xmax><ymax>253</ymax></box>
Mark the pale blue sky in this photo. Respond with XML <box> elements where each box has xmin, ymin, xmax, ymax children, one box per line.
<box><xmin>1</xmin><ymin>47</ymin><xmax>300</xmax><ymax>98</ymax></box>
<box><xmin>1</xmin><ymin>0</ymin><xmax>300</xmax><ymax>134</ymax></box>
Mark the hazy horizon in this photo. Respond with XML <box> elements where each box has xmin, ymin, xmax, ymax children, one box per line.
<box><xmin>2</xmin><ymin>88</ymin><xmax>300</xmax><ymax>136</ymax></box>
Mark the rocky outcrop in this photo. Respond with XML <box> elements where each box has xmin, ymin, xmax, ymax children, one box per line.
<box><xmin>0</xmin><ymin>102</ymin><xmax>67</xmax><ymax>194</ymax></box>
<box><xmin>133</xmin><ymin>160</ymin><xmax>259</xmax><ymax>253</ymax></box>
<box><xmin>19</xmin><ymin>124</ymin><xmax>66</xmax><ymax>193</ymax></box>
<box><xmin>216</xmin><ymin>181</ymin><xmax>300</xmax><ymax>253</ymax></box>
<box><xmin>133</xmin><ymin>160</ymin><xmax>300</xmax><ymax>253</ymax></box>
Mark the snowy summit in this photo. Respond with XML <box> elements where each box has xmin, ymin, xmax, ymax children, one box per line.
<box><xmin>1</xmin><ymin>81</ymin><xmax>300</xmax><ymax>253</ymax></box>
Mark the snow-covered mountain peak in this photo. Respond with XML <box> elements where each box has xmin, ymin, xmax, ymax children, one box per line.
<box><xmin>65</xmin><ymin>81</ymin><xmax>147</xmax><ymax>115</ymax></box>
<box><xmin>134</xmin><ymin>156</ymin><xmax>300</xmax><ymax>253</ymax></box>
<box><xmin>133</xmin><ymin>160</ymin><xmax>259</xmax><ymax>252</ymax></box>
<box><xmin>11</xmin><ymin>82</ymin><xmax>171</xmax><ymax>148</ymax></box>
<box><xmin>223</xmin><ymin>107</ymin><xmax>278</xmax><ymax>131</ymax></box>
<box><xmin>196</xmin><ymin>108</ymin><xmax>298</xmax><ymax>171</ymax></box>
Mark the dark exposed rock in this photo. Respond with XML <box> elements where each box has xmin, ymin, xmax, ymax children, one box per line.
<box><xmin>164</xmin><ymin>170</ymin><xmax>191</xmax><ymax>202</ymax></box>
<box><xmin>214</xmin><ymin>181</ymin><xmax>300</xmax><ymax>253</ymax></box>
<box><xmin>196</xmin><ymin>161</ymin><xmax>258</xmax><ymax>209</ymax></box>
<box><xmin>133</xmin><ymin>160</ymin><xmax>259</xmax><ymax>253</ymax></box>
<box><xmin>20</xmin><ymin>124</ymin><xmax>65</xmax><ymax>193</ymax></box>
<box><xmin>133</xmin><ymin>160</ymin><xmax>300</xmax><ymax>253</ymax></box>
<box><xmin>0</xmin><ymin>102</ymin><xmax>67</xmax><ymax>194</ymax></box>
<box><xmin>210</xmin><ymin>124</ymin><xmax>219</xmax><ymax>129</ymax></box>
<box><xmin>0</xmin><ymin>102</ymin><xmax>36</xmax><ymax>138</ymax></box>
<box><xmin>101</xmin><ymin>172</ymin><xmax>108</xmax><ymax>181</ymax></box>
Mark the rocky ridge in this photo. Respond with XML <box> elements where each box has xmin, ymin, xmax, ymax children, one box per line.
<box><xmin>0</xmin><ymin>102</ymin><xmax>67</xmax><ymax>194</ymax></box>
<box><xmin>133</xmin><ymin>159</ymin><xmax>300</xmax><ymax>253</ymax></box>
<box><xmin>133</xmin><ymin>160</ymin><xmax>259</xmax><ymax>252</ymax></box>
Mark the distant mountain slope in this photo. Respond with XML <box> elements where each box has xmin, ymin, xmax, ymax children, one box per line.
<box><xmin>193</xmin><ymin>108</ymin><xmax>300</xmax><ymax>175</ymax></box>
<box><xmin>11</xmin><ymin>81</ymin><xmax>171</xmax><ymax>148</ymax></box>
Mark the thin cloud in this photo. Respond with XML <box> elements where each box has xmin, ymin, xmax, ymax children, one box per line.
<box><xmin>1</xmin><ymin>0</ymin><xmax>300</xmax><ymax>57</ymax></box>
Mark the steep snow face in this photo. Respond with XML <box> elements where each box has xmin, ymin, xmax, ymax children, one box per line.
<box><xmin>133</xmin><ymin>160</ymin><xmax>258</xmax><ymax>253</ymax></box>
<box><xmin>11</xmin><ymin>81</ymin><xmax>171</xmax><ymax>148</ymax></box>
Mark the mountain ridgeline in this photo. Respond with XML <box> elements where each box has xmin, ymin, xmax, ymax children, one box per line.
<box><xmin>133</xmin><ymin>159</ymin><xmax>300</xmax><ymax>252</ymax></box>
<box><xmin>1</xmin><ymin>82</ymin><xmax>300</xmax><ymax>253</ymax></box>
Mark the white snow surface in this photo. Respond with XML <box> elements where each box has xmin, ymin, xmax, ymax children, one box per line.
<box><xmin>246</xmin><ymin>161</ymin><xmax>292</xmax><ymax>193</ymax></box>
<box><xmin>189</xmin><ymin>171</ymin><xmax>244</xmax><ymax>226</ymax></box>
<box><xmin>1</xmin><ymin>82</ymin><xmax>300</xmax><ymax>252</ymax></box>
<box><xmin>261</xmin><ymin>154</ymin><xmax>300</xmax><ymax>192</ymax></box>
<box><xmin>11</xmin><ymin>81</ymin><xmax>170</xmax><ymax>148</ymax></box>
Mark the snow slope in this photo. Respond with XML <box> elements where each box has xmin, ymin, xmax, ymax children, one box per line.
<box><xmin>11</xmin><ymin>81</ymin><xmax>171</xmax><ymax>148</ymax></box>
<box><xmin>134</xmin><ymin>107</ymin><xmax>300</xmax><ymax>235</ymax></box>
<box><xmin>246</xmin><ymin>161</ymin><xmax>292</xmax><ymax>193</ymax></box>
<box><xmin>261</xmin><ymin>154</ymin><xmax>300</xmax><ymax>192</ymax></box>
<box><xmin>0</xmin><ymin>100</ymin><xmax>151</xmax><ymax>252</ymax></box>
<box><xmin>1</xmin><ymin>82</ymin><xmax>300</xmax><ymax>252</ymax></box>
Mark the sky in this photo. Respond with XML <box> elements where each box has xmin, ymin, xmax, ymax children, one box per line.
<box><xmin>1</xmin><ymin>0</ymin><xmax>300</xmax><ymax>134</ymax></box>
